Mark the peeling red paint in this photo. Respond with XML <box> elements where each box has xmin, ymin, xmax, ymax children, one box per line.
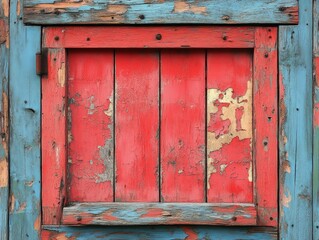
<box><xmin>182</xmin><ymin>227</ymin><xmax>198</xmax><ymax>240</ymax></box>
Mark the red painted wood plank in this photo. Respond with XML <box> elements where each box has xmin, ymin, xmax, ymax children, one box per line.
<box><xmin>254</xmin><ymin>27</ymin><xmax>278</xmax><ymax>226</ymax></box>
<box><xmin>43</xmin><ymin>26</ymin><xmax>255</xmax><ymax>49</ymax></box>
<box><xmin>161</xmin><ymin>50</ymin><xmax>205</xmax><ymax>202</ymax></box>
<box><xmin>207</xmin><ymin>50</ymin><xmax>253</xmax><ymax>203</ymax></box>
<box><xmin>42</xmin><ymin>49</ymin><xmax>67</xmax><ymax>224</ymax></box>
<box><xmin>61</xmin><ymin>203</ymin><xmax>257</xmax><ymax>226</ymax></box>
<box><xmin>67</xmin><ymin>49</ymin><xmax>114</xmax><ymax>202</ymax></box>
<box><xmin>115</xmin><ymin>50</ymin><xmax>159</xmax><ymax>202</ymax></box>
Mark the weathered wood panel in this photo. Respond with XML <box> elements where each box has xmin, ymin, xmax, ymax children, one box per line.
<box><xmin>115</xmin><ymin>50</ymin><xmax>159</xmax><ymax>202</ymax></box>
<box><xmin>23</xmin><ymin>0</ymin><xmax>298</xmax><ymax>25</ymax></box>
<box><xmin>254</xmin><ymin>27</ymin><xmax>278</xmax><ymax>227</ymax></box>
<box><xmin>62</xmin><ymin>203</ymin><xmax>256</xmax><ymax>226</ymax></box>
<box><xmin>43</xmin><ymin>26</ymin><xmax>255</xmax><ymax>49</ymax></box>
<box><xmin>206</xmin><ymin>49</ymin><xmax>253</xmax><ymax>204</ymax></box>
<box><xmin>42</xmin><ymin>226</ymin><xmax>277</xmax><ymax>240</ymax></box>
<box><xmin>42</xmin><ymin>49</ymin><xmax>67</xmax><ymax>225</ymax></box>
<box><xmin>68</xmin><ymin>49</ymin><xmax>114</xmax><ymax>202</ymax></box>
<box><xmin>161</xmin><ymin>50</ymin><xmax>205</xmax><ymax>202</ymax></box>
<box><xmin>0</xmin><ymin>0</ymin><xmax>9</xmax><ymax>238</ymax></box>
<box><xmin>314</xmin><ymin>0</ymin><xmax>319</xmax><ymax>238</ymax></box>
<box><xmin>9</xmin><ymin>0</ymin><xmax>41</xmax><ymax>236</ymax></box>
<box><xmin>279</xmin><ymin>0</ymin><xmax>313</xmax><ymax>239</ymax></box>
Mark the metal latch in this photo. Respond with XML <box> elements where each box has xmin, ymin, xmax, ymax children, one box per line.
<box><xmin>36</xmin><ymin>48</ymin><xmax>48</xmax><ymax>76</ymax></box>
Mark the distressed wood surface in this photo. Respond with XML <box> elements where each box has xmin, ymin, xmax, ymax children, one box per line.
<box><xmin>9</xmin><ymin>0</ymin><xmax>41</xmax><ymax>236</ymax></box>
<box><xmin>43</xmin><ymin>26</ymin><xmax>255</xmax><ymax>49</ymax></box>
<box><xmin>62</xmin><ymin>203</ymin><xmax>256</xmax><ymax>226</ymax></box>
<box><xmin>254</xmin><ymin>27</ymin><xmax>278</xmax><ymax>227</ymax></box>
<box><xmin>42</xmin><ymin>226</ymin><xmax>277</xmax><ymax>240</ymax></box>
<box><xmin>68</xmin><ymin>49</ymin><xmax>114</xmax><ymax>202</ymax></box>
<box><xmin>314</xmin><ymin>0</ymin><xmax>319</xmax><ymax>238</ymax></box>
<box><xmin>206</xmin><ymin>49</ymin><xmax>253</xmax><ymax>204</ymax></box>
<box><xmin>279</xmin><ymin>0</ymin><xmax>313</xmax><ymax>239</ymax></box>
<box><xmin>161</xmin><ymin>49</ymin><xmax>205</xmax><ymax>202</ymax></box>
<box><xmin>0</xmin><ymin>0</ymin><xmax>9</xmax><ymax>238</ymax></box>
<box><xmin>42</xmin><ymin>49</ymin><xmax>67</xmax><ymax>224</ymax></box>
<box><xmin>115</xmin><ymin>50</ymin><xmax>159</xmax><ymax>202</ymax></box>
<box><xmin>23</xmin><ymin>0</ymin><xmax>298</xmax><ymax>25</ymax></box>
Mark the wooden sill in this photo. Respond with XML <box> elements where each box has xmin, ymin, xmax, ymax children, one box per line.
<box><xmin>62</xmin><ymin>203</ymin><xmax>256</xmax><ymax>226</ymax></box>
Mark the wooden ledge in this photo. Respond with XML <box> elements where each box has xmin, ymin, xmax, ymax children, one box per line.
<box><xmin>62</xmin><ymin>203</ymin><xmax>257</xmax><ymax>226</ymax></box>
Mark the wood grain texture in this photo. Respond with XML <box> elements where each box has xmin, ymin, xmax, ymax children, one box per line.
<box><xmin>160</xmin><ymin>50</ymin><xmax>205</xmax><ymax>202</ymax></box>
<box><xmin>42</xmin><ymin>226</ymin><xmax>277</xmax><ymax>240</ymax></box>
<box><xmin>43</xmin><ymin>26</ymin><xmax>255</xmax><ymax>49</ymax></box>
<box><xmin>206</xmin><ymin>49</ymin><xmax>253</xmax><ymax>204</ymax></box>
<box><xmin>23</xmin><ymin>0</ymin><xmax>298</xmax><ymax>25</ymax></box>
<box><xmin>254</xmin><ymin>27</ymin><xmax>278</xmax><ymax>227</ymax></box>
<box><xmin>279</xmin><ymin>0</ymin><xmax>313</xmax><ymax>239</ymax></box>
<box><xmin>67</xmin><ymin>49</ymin><xmax>114</xmax><ymax>202</ymax></box>
<box><xmin>62</xmin><ymin>203</ymin><xmax>256</xmax><ymax>226</ymax></box>
<box><xmin>115</xmin><ymin>50</ymin><xmax>159</xmax><ymax>202</ymax></box>
<box><xmin>314</xmin><ymin>1</ymin><xmax>319</xmax><ymax>238</ymax></box>
<box><xmin>42</xmin><ymin>49</ymin><xmax>67</xmax><ymax>224</ymax></box>
<box><xmin>0</xmin><ymin>0</ymin><xmax>9</xmax><ymax>237</ymax></box>
<box><xmin>9</xmin><ymin>0</ymin><xmax>41</xmax><ymax>236</ymax></box>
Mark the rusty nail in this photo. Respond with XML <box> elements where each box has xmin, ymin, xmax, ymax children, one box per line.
<box><xmin>76</xmin><ymin>216</ymin><xmax>82</xmax><ymax>221</ymax></box>
<box><xmin>232</xmin><ymin>216</ymin><xmax>237</xmax><ymax>221</ymax></box>
<box><xmin>139</xmin><ymin>14</ymin><xmax>145</xmax><ymax>20</ymax></box>
<box><xmin>279</xmin><ymin>6</ymin><xmax>286</xmax><ymax>12</ymax></box>
<box><xmin>54</xmin><ymin>36</ymin><xmax>59</xmax><ymax>41</ymax></box>
<box><xmin>222</xmin><ymin>35</ymin><xmax>228</xmax><ymax>41</ymax></box>
<box><xmin>264</xmin><ymin>52</ymin><xmax>269</xmax><ymax>58</ymax></box>
<box><xmin>86</xmin><ymin>37</ymin><xmax>90</xmax><ymax>41</ymax></box>
<box><xmin>156</xmin><ymin>34</ymin><xmax>162</xmax><ymax>40</ymax></box>
<box><xmin>270</xmin><ymin>217</ymin><xmax>274</xmax><ymax>221</ymax></box>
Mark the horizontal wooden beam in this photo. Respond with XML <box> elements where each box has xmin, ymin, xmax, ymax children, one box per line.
<box><xmin>24</xmin><ymin>0</ymin><xmax>298</xmax><ymax>25</ymax></box>
<box><xmin>62</xmin><ymin>203</ymin><xmax>256</xmax><ymax>226</ymax></box>
<box><xmin>42</xmin><ymin>226</ymin><xmax>277</xmax><ymax>239</ymax></box>
<box><xmin>43</xmin><ymin>26</ymin><xmax>255</xmax><ymax>49</ymax></box>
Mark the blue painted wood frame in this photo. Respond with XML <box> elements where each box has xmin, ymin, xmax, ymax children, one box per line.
<box><xmin>313</xmin><ymin>0</ymin><xmax>319</xmax><ymax>239</ymax></box>
<box><xmin>23</xmin><ymin>0</ymin><xmax>299</xmax><ymax>25</ymax></box>
<box><xmin>3</xmin><ymin>0</ymin><xmax>314</xmax><ymax>239</ymax></box>
<box><xmin>279</xmin><ymin>0</ymin><xmax>313</xmax><ymax>239</ymax></box>
<box><xmin>0</xmin><ymin>0</ymin><xmax>9</xmax><ymax>238</ymax></box>
<box><xmin>8</xmin><ymin>0</ymin><xmax>41</xmax><ymax>238</ymax></box>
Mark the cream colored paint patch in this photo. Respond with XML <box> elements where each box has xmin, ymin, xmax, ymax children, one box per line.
<box><xmin>207</xmin><ymin>80</ymin><xmax>252</xmax><ymax>189</ymax></box>
<box><xmin>104</xmin><ymin>93</ymin><xmax>113</xmax><ymax>117</ymax></box>
<box><xmin>58</xmin><ymin>62</ymin><xmax>66</xmax><ymax>87</ymax></box>
<box><xmin>0</xmin><ymin>159</ymin><xmax>8</xmax><ymax>187</ymax></box>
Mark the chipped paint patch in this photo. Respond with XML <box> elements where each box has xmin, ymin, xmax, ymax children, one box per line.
<box><xmin>9</xmin><ymin>194</ymin><xmax>15</xmax><ymax>213</ymax></box>
<box><xmin>96</xmin><ymin>138</ymin><xmax>113</xmax><ymax>183</ymax></box>
<box><xmin>16</xmin><ymin>0</ymin><xmax>20</xmax><ymax>16</ymax></box>
<box><xmin>2</xmin><ymin>0</ymin><xmax>9</xmax><ymax>17</ymax></box>
<box><xmin>34</xmin><ymin>215</ymin><xmax>41</xmax><ymax>231</ymax></box>
<box><xmin>87</xmin><ymin>96</ymin><xmax>97</xmax><ymax>115</ymax></box>
<box><xmin>174</xmin><ymin>0</ymin><xmax>207</xmax><ymax>15</ymax></box>
<box><xmin>282</xmin><ymin>190</ymin><xmax>291</xmax><ymax>208</ymax></box>
<box><xmin>0</xmin><ymin>159</ymin><xmax>8</xmax><ymax>187</ymax></box>
<box><xmin>58</xmin><ymin>62</ymin><xmax>66</xmax><ymax>87</ymax></box>
<box><xmin>220</xmin><ymin>164</ymin><xmax>227</xmax><ymax>174</ymax></box>
<box><xmin>207</xmin><ymin>80</ymin><xmax>252</xmax><ymax>189</ymax></box>
<box><xmin>104</xmin><ymin>93</ymin><xmax>113</xmax><ymax>117</ymax></box>
<box><xmin>248</xmin><ymin>161</ymin><xmax>252</xmax><ymax>182</ymax></box>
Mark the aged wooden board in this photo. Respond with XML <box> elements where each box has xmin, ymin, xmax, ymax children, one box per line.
<box><xmin>43</xmin><ymin>26</ymin><xmax>255</xmax><ymax>49</ymax></box>
<box><xmin>161</xmin><ymin>49</ymin><xmax>205</xmax><ymax>202</ymax></box>
<box><xmin>42</xmin><ymin>226</ymin><xmax>277</xmax><ymax>239</ymax></box>
<box><xmin>42</xmin><ymin>49</ymin><xmax>67</xmax><ymax>224</ymax></box>
<box><xmin>0</xmin><ymin>0</ymin><xmax>9</xmax><ymax>238</ymax></box>
<box><xmin>23</xmin><ymin>0</ymin><xmax>298</xmax><ymax>25</ymax></box>
<box><xmin>115</xmin><ymin>50</ymin><xmax>159</xmax><ymax>202</ymax></box>
<box><xmin>9</xmin><ymin>0</ymin><xmax>41</xmax><ymax>237</ymax></box>
<box><xmin>279</xmin><ymin>0</ymin><xmax>313</xmax><ymax>239</ymax></box>
<box><xmin>62</xmin><ymin>203</ymin><xmax>257</xmax><ymax>226</ymax></box>
<box><xmin>68</xmin><ymin>49</ymin><xmax>114</xmax><ymax>202</ymax></box>
<box><xmin>314</xmin><ymin>0</ymin><xmax>319</xmax><ymax>238</ymax></box>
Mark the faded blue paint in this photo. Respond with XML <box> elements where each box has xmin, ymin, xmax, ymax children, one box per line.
<box><xmin>314</xmin><ymin>1</ymin><xmax>319</xmax><ymax>239</ymax></box>
<box><xmin>0</xmin><ymin>1</ymin><xmax>9</xmax><ymax>239</ymax></box>
<box><xmin>44</xmin><ymin>226</ymin><xmax>277</xmax><ymax>240</ymax></box>
<box><xmin>23</xmin><ymin>0</ymin><xmax>298</xmax><ymax>25</ymax></box>
<box><xmin>9</xmin><ymin>0</ymin><xmax>41</xmax><ymax>238</ymax></box>
<box><xmin>279</xmin><ymin>0</ymin><xmax>313</xmax><ymax>239</ymax></box>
